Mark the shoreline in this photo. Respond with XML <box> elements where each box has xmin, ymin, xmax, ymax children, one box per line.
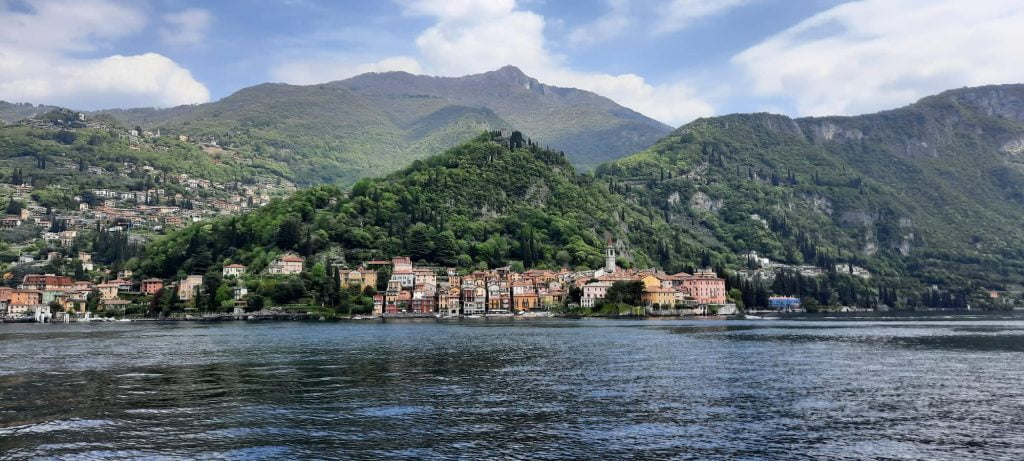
<box><xmin>4</xmin><ymin>307</ymin><xmax>1016</xmax><ymax>325</ymax></box>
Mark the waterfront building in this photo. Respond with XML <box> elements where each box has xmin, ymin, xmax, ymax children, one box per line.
<box><xmin>96</xmin><ymin>282</ymin><xmax>119</xmax><ymax>300</ymax></box>
<box><xmin>768</xmin><ymin>296</ymin><xmax>801</xmax><ymax>310</ymax></box>
<box><xmin>641</xmin><ymin>287</ymin><xmax>677</xmax><ymax>307</ymax></box>
<box><xmin>581</xmin><ymin>281</ymin><xmax>612</xmax><ymax>308</ymax></box>
<box><xmin>178</xmin><ymin>275</ymin><xmax>203</xmax><ymax>301</ymax></box>
<box><xmin>680</xmin><ymin>270</ymin><xmax>727</xmax><ymax>305</ymax></box>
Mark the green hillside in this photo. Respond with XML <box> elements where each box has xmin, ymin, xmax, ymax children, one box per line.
<box><xmin>99</xmin><ymin>67</ymin><xmax>672</xmax><ymax>185</ymax></box>
<box><xmin>138</xmin><ymin>132</ymin><xmax>683</xmax><ymax>277</ymax></box>
<box><xmin>0</xmin><ymin>109</ymin><xmax>283</xmax><ymax>186</ymax></box>
<box><xmin>601</xmin><ymin>84</ymin><xmax>1024</xmax><ymax>292</ymax></box>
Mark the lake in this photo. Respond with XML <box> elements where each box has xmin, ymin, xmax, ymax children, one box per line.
<box><xmin>3</xmin><ymin>314</ymin><xmax>1024</xmax><ymax>459</ymax></box>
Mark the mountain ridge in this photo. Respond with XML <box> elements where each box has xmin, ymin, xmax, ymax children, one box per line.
<box><xmin>79</xmin><ymin>66</ymin><xmax>672</xmax><ymax>185</ymax></box>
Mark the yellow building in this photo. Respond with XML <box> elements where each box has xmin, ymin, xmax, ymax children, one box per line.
<box><xmin>641</xmin><ymin>287</ymin><xmax>677</xmax><ymax>307</ymax></box>
<box><xmin>640</xmin><ymin>275</ymin><xmax>662</xmax><ymax>290</ymax></box>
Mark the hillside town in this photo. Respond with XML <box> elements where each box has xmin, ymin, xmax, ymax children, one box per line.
<box><xmin>0</xmin><ymin>111</ymin><xmax>298</xmax><ymax>278</ymax></box>
<box><xmin>0</xmin><ymin>241</ymin><xmax>736</xmax><ymax>322</ymax></box>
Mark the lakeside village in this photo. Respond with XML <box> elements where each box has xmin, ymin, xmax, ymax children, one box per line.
<box><xmin>0</xmin><ymin>240</ymin><xmax>779</xmax><ymax>323</ymax></box>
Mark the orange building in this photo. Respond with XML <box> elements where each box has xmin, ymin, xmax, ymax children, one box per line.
<box><xmin>10</xmin><ymin>289</ymin><xmax>43</xmax><ymax>305</ymax></box>
<box><xmin>140</xmin><ymin>278</ymin><xmax>165</xmax><ymax>294</ymax></box>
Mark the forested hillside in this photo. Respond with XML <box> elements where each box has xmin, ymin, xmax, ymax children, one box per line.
<box><xmin>139</xmin><ymin>132</ymin><xmax>691</xmax><ymax>277</ymax></box>
<box><xmin>600</xmin><ymin>84</ymin><xmax>1024</xmax><ymax>298</ymax></box>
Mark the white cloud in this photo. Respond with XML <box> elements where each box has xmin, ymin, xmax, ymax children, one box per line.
<box><xmin>269</xmin><ymin>0</ymin><xmax>715</xmax><ymax>124</ymax></box>
<box><xmin>160</xmin><ymin>8</ymin><xmax>213</xmax><ymax>46</ymax></box>
<box><xmin>567</xmin><ymin>0</ymin><xmax>631</xmax><ymax>47</ymax></box>
<box><xmin>408</xmin><ymin>0</ymin><xmax>714</xmax><ymax>125</ymax></box>
<box><xmin>270</xmin><ymin>56</ymin><xmax>422</xmax><ymax>85</ymax></box>
<box><xmin>732</xmin><ymin>0</ymin><xmax>1024</xmax><ymax>116</ymax></box>
<box><xmin>0</xmin><ymin>52</ymin><xmax>210</xmax><ymax>109</ymax></box>
<box><xmin>0</xmin><ymin>0</ymin><xmax>146</xmax><ymax>52</ymax></box>
<box><xmin>541</xmin><ymin>69</ymin><xmax>714</xmax><ymax>125</ymax></box>
<box><xmin>409</xmin><ymin>0</ymin><xmax>554</xmax><ymax>76</ymax></box>
<box><xmin>0</xmin><ymin>0</ymin><xmax>210</xmax><ymax>109</ymax></box>
<box><xmin>654</xmin><ymin>0</ymin><xmax>751</xmax><ymax>34</ymax></box>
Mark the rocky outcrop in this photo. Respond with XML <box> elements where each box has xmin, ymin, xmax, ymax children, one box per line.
<box><xmin>690</xmin><ymin>191</ymin><xmax>723</xmax><ymax>212</ymax></box>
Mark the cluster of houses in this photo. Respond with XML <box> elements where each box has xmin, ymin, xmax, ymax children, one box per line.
<box><xmin>2</xmin><ymin>110</ymin><xmax>296</xmax><ymax>265</ymax></box>
<box><xmin>1</xmin><ymin>241</ymin><xmax>734</xmax><ymax>320</ymax></box>
<box><xmin>736</xmin><ymin>251</ymin><xmax>872</xmax><ymax>282</ymax></box>
<box><xmin>365</xmin><ymin>243</ymin><xmax>729</xmax><ymax>317</ymax></box>
<box><xmin>0</xmin><ymin>252</ymin><xmax>305</xmax><ymax>320</ymax></box>
<box><xmin>2</xmin><ymin>177</ymin><xmax>290</xmax><ymax>235</ymax></box>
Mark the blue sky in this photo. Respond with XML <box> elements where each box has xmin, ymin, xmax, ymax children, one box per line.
<box><xmin>1</xmin><ymin>0</ymin><xmax>1022</xmax><ymax>126</ymax></box>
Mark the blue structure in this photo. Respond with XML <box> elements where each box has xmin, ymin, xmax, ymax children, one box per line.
<box><xmin>768</xmin><ymin>296</ymin><xmax>801</xmax><ymax>310</ymax></box>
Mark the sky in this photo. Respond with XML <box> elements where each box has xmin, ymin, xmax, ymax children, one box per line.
<box><xmin>1</xmin><ymin>0</ymin><xmax>1023</xmax><ymax>126</ymax></box>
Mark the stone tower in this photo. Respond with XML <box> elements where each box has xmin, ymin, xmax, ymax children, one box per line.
<box><xmin>605</xmin><ymin>239</ymin><xmax>616</xmax><ymax>273</ymax></box>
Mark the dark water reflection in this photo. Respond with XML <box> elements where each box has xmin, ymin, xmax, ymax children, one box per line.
<box><xmin>3</xmin><ymin>315</ymin><xmax>1024</xmax><ymax>459</ymax></box>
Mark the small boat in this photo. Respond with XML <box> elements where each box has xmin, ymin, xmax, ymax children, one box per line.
<box><xmin>744</xmin><ymin>314</ymin><xmax>763</xmax><ymax>320</ymax></box>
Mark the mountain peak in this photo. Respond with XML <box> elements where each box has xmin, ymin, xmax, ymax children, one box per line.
<box><xmin>494</xmin><ymin>65</ymin><xmax>527</xmax><ymax>77</ymax></box>
<box><xmin>480</xmin><ymin>65</ymin><xmax>535</xmax><ymax>86</ymax></box>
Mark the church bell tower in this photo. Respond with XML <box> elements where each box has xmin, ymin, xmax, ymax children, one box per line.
<box><xmin>605</xmin><ymin>239</ymin><xmax>616</xmax><ymax>273</ymax></box>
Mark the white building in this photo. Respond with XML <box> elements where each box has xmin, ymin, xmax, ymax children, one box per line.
<box><xmin>581</xmin><ymin>281</ymin><xmax>613</xmax><ymax>308</ymax></box>
<box><xmin>223</xmin><ymin>264</ymin><xmax>246</xmax><ymax>278</ymax></box>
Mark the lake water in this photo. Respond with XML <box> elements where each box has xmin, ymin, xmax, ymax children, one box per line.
<box><xmin>3</xmin><ymin>314</ymin><xmax>1024</xmax><ymax>459</ymax></box>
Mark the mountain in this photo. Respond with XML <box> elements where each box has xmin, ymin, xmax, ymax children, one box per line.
<box><xmin>601</xmin><ymin>84</ymin><xmax>1024</xmax><ymax>294</ymax></box>
<box><xmin>336</xmin><ymin>66</ymin><xmax>672</xmax><ymax>169</ymax></box>
<box><xmin>99</xmin><ymin>66</ymin><xmax>672</xmax><ymax>185</ymax></box>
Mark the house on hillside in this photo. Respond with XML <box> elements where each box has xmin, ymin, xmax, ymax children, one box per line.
<box><xmin>222</xmin><ymin>263</ymin><xmax>246</xmax><ymax>278</ymax></box>
<box><xmin>140</xmin><ymin>278</ymin><xmax>164</xmax><ymax>295</ymax></box>
<box><xmin>267</xmin><ymin>255</ymin><xmax>303</xmax><ymax>275</ymax></box>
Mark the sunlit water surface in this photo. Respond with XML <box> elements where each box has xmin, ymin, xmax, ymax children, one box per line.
<box><xmin>3</xmin><ymin>313</ymin><xmax>1024</xmax><ymax>459</ymax></box>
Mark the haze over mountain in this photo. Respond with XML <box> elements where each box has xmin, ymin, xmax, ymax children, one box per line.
<box><xmin>0</xmin><ymin>101</ymin><xmax>61</xmax><ymax>123</ymax></box>
<box><xmin>78</xmin><ymin>66</ymin><xmax>672</xmax><ymax>185</ymax></box>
